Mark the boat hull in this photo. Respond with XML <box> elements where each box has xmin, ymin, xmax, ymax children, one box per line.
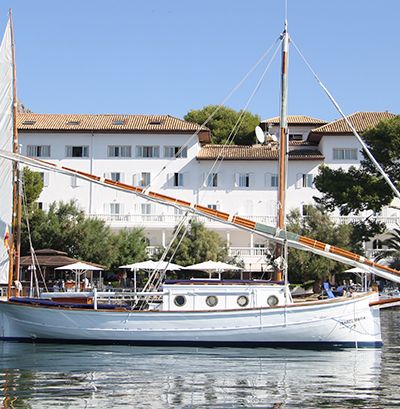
<box><xmin>0</xmin><ymin>292</ymin><xmax>382</xmax><ymax>348</ymax></box>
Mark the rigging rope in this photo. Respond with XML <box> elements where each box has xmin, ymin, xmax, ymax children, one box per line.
<box><xmin>291</xmin><ymin>37</ymin><xmax>400</xmax><ymax>200</ymax></box>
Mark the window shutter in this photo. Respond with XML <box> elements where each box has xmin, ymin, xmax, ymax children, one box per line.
<box><xmin>66</xmin><ymin>146</ymin><xmax>72</xmax><ymax>157</ymax></box>
<box><xmin>265</xmin><ymin>173</ymin><xmax>271</xmax><ymax>187</ymax></box>
<box><xmin>119</xmin><ymin>173</ymin><xmax>125</xmax><ymax>183</ymax></box>
<box><xmin>296</xmin><ymin>173</ymin><xmax>303</xmax><ymax>189</ymax></box>
<box><xmin>104</xmin><ymin>172</ymin><xmax>111</xmax><ymax>180</ymax></box>
<box><xmin>234</xmin><ymin>173</ymin><xmax>239</xmax><ymax>187</ymax></box>
<box><xmin>136</xmin><ymin>146</ymin><xmax>142</xmax><ymax>157</ymax></box>
<box><xmin>43</xmin><ymin>173</ymin><xmax>49</xmax><ymax>187</ymax></box>
<box><xmin>167</xmin><ymin>173</ymin><xmax>173</xmax><ymax>187</ymax></box>
<box><xmin>307</xmin><ymin>174</ymin><xmax>314</xmax><ymax>188</ymax></box>
<box><xmin>154</xmin><ymin>146</ymin><xmax>160</xmax><ymax>158</ymax></box>
<box><xmin>179</xmin><ymin>173</ymin><xmax>184</xmax><ymax>187</ymax></box>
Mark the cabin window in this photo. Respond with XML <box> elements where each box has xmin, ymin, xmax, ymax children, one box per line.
<box><xmin>164</xmin><ymin>146</ymin><xmax>187</xmax><ymax>158</ymax></box>
<box><xmin>267</xmin><ymin>295</ymin><xmax>279</xmax><ymax>307</ymax></box>
<box><xmin>66</xmin><ymin>146</ymin><xmax>89</xmax><ymax>158</ymax></box>
<box><xmin>206</xmin><ymin>296</ymin><xmax>218</xmax><ymax>307</ymax></box>
<box><xmin>174</xmin><ymin>295</ymin><xmax>186</xmax><ymax>307</ymax></box>
<box><xmin>108</xmin><ymin>145</ymin><xmax>132</xmax><ymax>158</ymax></box>
<box><xmin>237</xmin><ymin>295</ymin><xmax>249</xmax><ymax>307</ymax></box>
<box><xmin>333</xmin><ymin>148</ymin><xmax>358</xmax><ymax>160</ymax></box>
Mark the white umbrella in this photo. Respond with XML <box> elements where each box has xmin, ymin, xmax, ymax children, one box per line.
<box><xmin>344</xmin><ymin>267</ymin><xmax>368</xmax><ymax>274</ymax></box>
<box><xmin>55</xmin><ymin>262</ymin><xmax>103</xmax><ymax>291</ymax></box>
<box><xmin>119</xmin><ymin>260</ymin><xmax>182</xmax><ymax>293</ymax></box>
<box><xmin>184</xmin><ymin>260</ymin><xmax>242</xmax><ymax>279</ymax></box>
<box><xmin>119</xmin><ymin>260</ymin><xmax>181</xmax><ymax>271</ymax></box>
<box><xmin>344</xmin><ymin>267</ymin><xmax>369</xmax><ymax>291</ymax></box>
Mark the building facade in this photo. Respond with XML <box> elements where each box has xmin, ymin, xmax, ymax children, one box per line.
<box><xmin>18</xmin><ymin>112</ymin><xmax>398</xmax><ymax>270</ymax></box>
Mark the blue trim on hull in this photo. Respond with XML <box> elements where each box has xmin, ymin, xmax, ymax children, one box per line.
<box><xmin>0</xmin><ymin>337</ymin><xmax>383</xmax><ymax>349</ymax></box>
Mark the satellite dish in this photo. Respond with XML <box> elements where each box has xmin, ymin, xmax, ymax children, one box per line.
<box><xmin>255</xmin><ymin>126</ymin><xmax>265</xmax><ymax>144</ymax></box>
<box><xmin>267</xmin><ymin>133</ymin><xmax>277</xmax><ymax>142</ymax></box>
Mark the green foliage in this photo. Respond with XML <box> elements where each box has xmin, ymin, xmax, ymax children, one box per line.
<box><xmin>184</xmin><ymin>105</ymin><xmax>260</xmax><ymax>145</ymax></box>
<box><xmin>286</xmin><ymin>206</ymin><xmax>362</xmax><ymax>283</ymax></box>
<box><xmin>21</xmin><ymin>167</ymin><xmax>43</xmax><ymax>213</ymax></box>
<box><xmin>168</xmin><ymin>220</ymin><xmax>228</xmax><ymax>266</ymax></box>
<box><xmin>314</xmin><ymin>116</ymin><xmax>400</xmax><ymax>216</ymax></box>
<box><xmin>21</xmin><ymin>200</ymin><xmax>148</xmax><ymax>270</ymax></box>
<box><xmin>109</xmin><ymin>228</ymin><xmax>149</xmax><ymax>272</ymax></box>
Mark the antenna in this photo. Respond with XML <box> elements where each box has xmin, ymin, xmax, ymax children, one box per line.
<box><xmin>255</xmin><ymin>126</ymin><xmax>265</xmax><ymax>144</ymax></box>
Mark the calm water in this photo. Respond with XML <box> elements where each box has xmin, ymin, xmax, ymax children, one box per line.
<box><xmin>0</xmin><ymin>309</ymin><xmax>399</xmax><ymax>408</ymax></box>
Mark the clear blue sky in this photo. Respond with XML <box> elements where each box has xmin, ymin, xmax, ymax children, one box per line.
<box><xmin>1</xmin><ymin>0</ymin><xmax>399</xmax><ymax>122</ymax></box>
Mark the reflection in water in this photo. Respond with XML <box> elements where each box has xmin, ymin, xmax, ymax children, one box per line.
<box><xmin>0</xmin><ymin>309</ymin><xmax>399</xmax><ymax>408</ymax></box>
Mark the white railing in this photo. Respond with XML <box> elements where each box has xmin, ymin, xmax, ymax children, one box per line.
<box><xmin>90</xmin><ymin>213</ymin><xmax>400</xmax><ymax>229</ymax></box>
<box><xmin>228</xmin><ymin>247</ymin><xmax>270</xmax><ymax>257</ymax></box>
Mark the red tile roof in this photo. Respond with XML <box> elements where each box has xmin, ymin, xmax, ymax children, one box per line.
<box><xmin>262</xmin><ymin>115</ymin><xmax>327</xmax><ymax>125</ymax></box>
<box><xmin>197</xmin><ymin>144</ymin><xmax>324</xmax><ymax>161</ymax></box>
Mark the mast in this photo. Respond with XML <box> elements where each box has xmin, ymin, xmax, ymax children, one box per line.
<box><xmin>7</xmin><ymin>9</ymin><xmax>21</xmax><ymax>298</ymax></box>
<box><xmin>275</xmin><ymin>21</ymin><xmax>289</xmax><ymax>282</ymax></box>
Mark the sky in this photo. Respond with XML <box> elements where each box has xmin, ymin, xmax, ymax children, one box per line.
<box><xmin>0</xmin><ymin>0</ymin><xmax>399</xmax><ymax>122</ymax></box>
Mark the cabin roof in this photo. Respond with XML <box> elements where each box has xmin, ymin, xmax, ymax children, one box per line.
<box><xmin>196</xmin><ymin>144</ymin><xmax>324</xmax><ymax>161</ymax></box>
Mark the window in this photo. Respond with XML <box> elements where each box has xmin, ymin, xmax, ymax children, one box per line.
<box><xmin>139</xmin><ymin>172</ymin><xmax>151</xmax><ymax>187</ymax></box>
<box><xmin>174</xmin><ymin>295</ymin><xmax>186</xmax><ymax>307</ymax></box>
<box><xmin>237</xmin><ymin>295</ymin><xmax>249</xmax><ymax>307</ymax></box>
<box><xmin>289</xmin><ymin>133</ymin><xmax>303</xmax><ymax>141</ymax></box>
<box><xmin>66</xmin><ymin>121</ymin><xmax>80</xmax><ymax>126</ymax></box>
<box><xmin>333</xmin><ymin>148</ymin><xmax>358</xmax><ymax>160</ymax></box>
<box><xmin>296</xmin><ymin>173</ymin><xmax>314</xmax><ymax>188</ymax></box>
<box><xmin>270</xmin><ymin>174</ymin><xmax>278</xmax><ymax>188</ymax></box>
<box><xmin>39</xmin><ymin>172</ymin><xmax>49</xmax><ymax>187</ymax></box>
<box><xmin>172</xmin><ymin>173</ymin><xmax>184</xmax><ymax>187</ymax></box>
<box><xmin>107</xmin><ymin>145</ymin><xmax>131</xmax><ymax>158</ymax></box>
<box><xmin>27</xmin><ymin>145</ymin><xmax>50</xmax><ymax>158</ymax></box>
<box><xmin>207</xmin><ymin>204</ymin><xmax>219</xmax><ymax>210</ymax></box>
<box><xmin>112</xmin><ymin>119</ymin><xmax>126</xmax><ymax>125</ymax></box>
<box><xmin>302</xmin><ymin>204</ymin><xmax>313</xmax><ymax>216</ymax></box>
<box><xmin>71</xmin><ymin>175</ymin><xmax>80</xmax><ymax>188</ymax></box>
<box><xmin>164</xmin><ymin>146</ymin><xmax>188</xmax><ymax>158</ymax></box>
<box><xmin>22</xmin><ymin>120</ymin><xmax>36</xmax><ymax>125</ymax></box>
<box><xmin>206</xmin><ymin>173</ymin><xmax>218</xmax><ymax>187</ymax></box>
<box><xmin>136</xmin><ymin>146</ymin><xmax>160</xmax><ymax>158</ymax></box>
<box><xmin>66</xmin><ymin>146</ymin><xmax>89</xmax><ymax>158</ymax></box>
<box><xmin>110</xmin><ymin>172</ymin><xmax>122</xmax><ymax>182</ymax></box>
<box><xmin>236</xmin><ymin>173</ymin><xmax>250</xmax><ymax>188</ymax></box>
<box><xmin>141</xmin><ymin>203</ymin><xmax>152</xmax><ymax>215</ymax></box>
<box><xmin>205</xmin><ymin>296</ymin><xmax>218</xmax><ymax>307</ymax></box>
<box><xmin>110</xmin><ymin>203</ymin><xmax>121</xmax><ymax>215</ymax></box>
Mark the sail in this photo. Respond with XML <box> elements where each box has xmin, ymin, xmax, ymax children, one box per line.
<box><xmin>0</xmin><ymin>18</ymin><xmax>14</xmax><ymax>284</ymax></box>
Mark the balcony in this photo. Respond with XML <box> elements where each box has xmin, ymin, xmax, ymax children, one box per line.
<box><xmin>90</xmin><ymin>213</ymin><xmax>400</xmax><ymax>230</ymax></box>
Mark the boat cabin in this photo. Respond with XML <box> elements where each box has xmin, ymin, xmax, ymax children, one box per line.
<box><xmin>160</xmin><ymin>280</ymin><xmax>292</xmax><ymax>311</ymax></box>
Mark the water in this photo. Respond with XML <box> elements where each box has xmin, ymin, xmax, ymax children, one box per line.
<box><xmin>0</xmin><ymin>309</ymin><xmax>399</xmax><ymax>408</ymax></box>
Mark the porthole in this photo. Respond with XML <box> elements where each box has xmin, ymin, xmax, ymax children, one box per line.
<box><xmin>237</xmin><ymin>295</ymin><xmax>249</xmax><ymax>307</ymax></box>
<box><xmin>206</xmin><ymin>295</ymin><xmax>218</xmax><ymax>307</ymax></box>
<box><xmin>174</xmin><ymin>295</ymin><xmax>186</xmax><ymax>307</ymax></box>
<box><xmin>267</xmin><ymin>295</ymin><xmax>279</xmax><ymax>307</ymax></box>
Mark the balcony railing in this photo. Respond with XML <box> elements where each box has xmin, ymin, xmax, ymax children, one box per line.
<box><xmin>90</xmin><ymin>213</ymin><xmax>400</xmax><ymax>229</ymax></box>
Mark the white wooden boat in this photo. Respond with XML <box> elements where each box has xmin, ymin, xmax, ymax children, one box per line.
<box><xmin>0</xmin><ymin>12</ymin><xmax>399</xmax><ymax>348</ymax></box>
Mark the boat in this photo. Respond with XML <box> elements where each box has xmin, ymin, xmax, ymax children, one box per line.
<box><xmin>1</xmin><ymin>11</ymin><xmax>400</xmax><ymax>348</ymax></box>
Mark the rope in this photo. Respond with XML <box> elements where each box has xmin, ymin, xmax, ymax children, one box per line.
<box><xmin>291</xmin><ymin>37</ymin><xmax>400</xmax><ymax>200</ymax></box>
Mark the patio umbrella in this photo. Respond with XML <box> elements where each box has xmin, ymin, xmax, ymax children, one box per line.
<box><xmin>344</xmin><ymin>267</ymin><xmax>369</xmax><ymax>291</ymax></box>
<box><xmin>119</xmin><ymin>260</ymin><xmax>182</xmax><ymax>292</ymax></box>
<box><xmin>184</xmin><ymin>260</ymin><xmax>242</xmax><ymax>279</ymax></box>
<box><xmin>55</xmin><ymin>262</ymin><xmax>103</xmax><ymax>291</ymax></box>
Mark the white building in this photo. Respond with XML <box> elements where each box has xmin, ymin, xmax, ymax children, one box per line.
<box><xmin>18</xmin><ymin>111</ymin><xmax>398</xmax><ymax>270</ymax></box>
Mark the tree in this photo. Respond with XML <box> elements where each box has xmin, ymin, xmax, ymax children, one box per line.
<box><xmin>21</xmin><ymin>200</ymin><xmax>148</xmax><ymax>269</ymax></box>
<box><xmin>109</xmin><ymin>228</ymin><xmax>149</xmax><ymax>272</ymax></box>
<box><xmin>286</xmin><ymin>206</ymin><xmax>361</xmax><ymax>283</ymax></box>
<box><xmin>314</xmin><ymin>116</ymin><xmax>400</xmax><ymax>215</ymax></box>
<box><xmin>184</xmin><ymin>105</ymin><xmax>260</xmax><ymax>145</ymax></box>
<box><xmin>21</xmin><ymin>167</ymin><xmax>43</xmax><ymax>213</ymax></box>
<box><xmin>167</xmin><ymin>220</ymin><xmax>227</xmax><ymax>266</ymax></box>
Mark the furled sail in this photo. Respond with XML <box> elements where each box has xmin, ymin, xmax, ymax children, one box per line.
<box><xmin>1</xmin><ymin>150</ymin><xmax>400</xmax><ymax>284</ymax></box>
<box><xmin>0</xmin><ymin>18</ymin><xmax>14</xmax><ymax>284</ymax></box>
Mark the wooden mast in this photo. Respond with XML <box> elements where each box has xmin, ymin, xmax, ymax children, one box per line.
<box><xmin>275</xmin><ymin>21</ymin><xmax>289</xmax><ymax>282</ymax></box>
<box><xmin>7</xmin><ymin>9</ymin><xmax>21</xmax><ymax>298</ymax></box>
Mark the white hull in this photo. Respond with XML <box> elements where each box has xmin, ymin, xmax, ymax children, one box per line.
<box><xmin>0</xmin><ymin>292</ymin><xmax>382</xmax><ymax>348</ymax></box>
